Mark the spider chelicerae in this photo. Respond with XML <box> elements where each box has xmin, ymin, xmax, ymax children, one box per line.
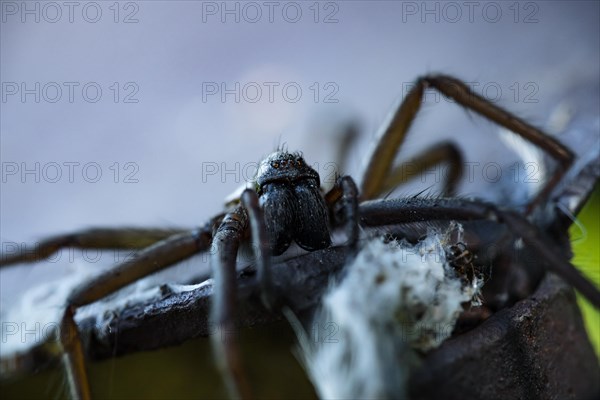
<box><xmin>1</xmin><ymin>75</ymin><xmax>599</xmax><ymax>400</ymax></box>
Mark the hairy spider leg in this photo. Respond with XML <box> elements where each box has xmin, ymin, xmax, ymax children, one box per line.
<box><xmin>359</xmin><ymin>197</ymin><xmax>600</xmax><ymax>309</ymax></box>
<box><xmin>0</xmin><ymin>227</ymin><xmax>192</xmax><ymax>268</ymax></box>
<box><xmin>330</xmin><ymin>122</ymin><xmax>360</xmax><ymax>178</ymax></box>
<box><xmin>241</xmin><ymin>190</ymin><xmax>274</xmax><ymax>309</ymax></box>
<box><xmin>60</xmin><ymin>307</ymin><xmax>91</xmax><ymax>400</ymax></box>
<box><xmin>210</xmin><ymin>196</ymin><xmax>258</xmax><ymax>399</ymax></box>
<box><xmin>56</xmin><ymin>225</ymin><xmax>215</xmax><ymax>400</ymax></box>
<box><xmin>67</xmin><ymin>228</ymin><xmax>214</xmax><ymax>305</ymax></box>
<box><xmin>380</xmin><ymin>141</ymin><xmax>463</xmax><ymax>197</ymax></box>
<box><xmin>499</xmin><ymin>210</ymin><xmax>600</xmax><ymax>308</ymax></box>
<box><xmin>324</xmin><ymin>175</ymin><xmax>360</xmax><ymax>252</ymax></box>
<box><xmin>360</xmin><ymin>75</ymin><xmax>574</xmax><ymax>214</ymax></box>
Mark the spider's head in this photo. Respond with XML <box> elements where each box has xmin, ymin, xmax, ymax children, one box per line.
<box><xmin>255</xmin><ymin>151</ymin><xmax>320</xmax><ymax>192</ymax></box>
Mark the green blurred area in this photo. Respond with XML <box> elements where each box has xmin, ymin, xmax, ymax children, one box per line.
<box><xmin>0</xmin><ymin>320</ymin><xmax>317</xmax><ymax>399</ymax></box>
<box><xmin>572</xmin><ymin>187</ymin><xmax>600</xmax><ymax>358</ymax></box>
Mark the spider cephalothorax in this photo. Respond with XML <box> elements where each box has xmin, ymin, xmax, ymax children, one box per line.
<box><xmin>255</xmin><ymin>151</ymin><xmax>331</xmax><ymax>255</ymax></box>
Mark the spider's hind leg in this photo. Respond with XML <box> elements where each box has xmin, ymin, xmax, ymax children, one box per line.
<box><xmin>359</xmin><ymin>197</ymin><xmax>600</xmax><ymax>309</ymax></box>
<box><xmin>379</xmin><ymin>141</ymin><xmax>463</xmax><ymax>198</ymax></box>
<box><xmin>499</xmin><ymin>209</ymin><xmax>600</xmax><ymax>308</ymax></box>
<box><xmin>361</xmin><ymin>74</ymin><xmax>574</xmax><ymax>213</ymax></box>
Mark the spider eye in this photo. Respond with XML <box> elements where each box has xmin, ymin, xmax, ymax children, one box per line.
<box><xmin>296</xmin><ymin>160</ymin><xmax>302</xmax><ymax>166</ymax></box>
<box><xmin>272</xmin><ymin>162</ymin><xmax>279</xmax><ymax>168</ymax></box>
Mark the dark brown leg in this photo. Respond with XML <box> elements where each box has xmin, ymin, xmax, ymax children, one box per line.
<box><xmin>54</xmin><ymin>223</ymin><xmax>215</xmax><ymax>399</ymax></box>
<box><xmin>210</xmin><ymin>205</ymin><xmax>253</xmax><ymax>400</ymax></box>
<box><xmin>331</xmin><ymin>121</ymin><xmax>360</xmax><ymax>177</ymax></box>
<box><xmin>0</xmin><ymin>227</ymin><xmax>190</xmax><ymax>268</ymax></box>
<box><xmin>241</xmin><ymin>189</ymin><xmax>273</xmax><ymax>308</ymax></box>
<box><xmin>379</xmin><ymin>141</ymin><xmax>463</xmax><ymax>197</ymax></box>
<box><xmin>60</xmin><ymin>307</ymin><xmax>92</xmax><ymax>400</ymax></box>
<box><xmin>68</xmin><ymin>226</ymin><xmax>215</xmax><ymax>306</ymax></box>
<box><xmin>500</xmin><ymin>210</ymin><xmax>600</xmax><ymax>308</ymax></box>
<box><xmin>360</xmin><ymin>75</ymin><xmax>574</xmax><ymax>213</ymax></box>
<box><xmin>325</xmin><ymin>175</ymin><xmax>360</xmax><ymax>251</ymax></box>
<box><xmin>359</xmin><ymin>197</ymin><xmax>600</xmax><ymax>308</ymax></box>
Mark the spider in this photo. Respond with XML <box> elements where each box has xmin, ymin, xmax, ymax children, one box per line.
<box><xmin>1</xmin><ymin>75</ymin><xmax>599</xmax><ymax>400</ymax></box>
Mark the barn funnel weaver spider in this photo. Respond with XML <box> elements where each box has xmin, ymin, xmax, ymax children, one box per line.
<box><xmin>1</xmin><ymin>75</ymin><xmax>598</xmax><ymax>399</ymax></box>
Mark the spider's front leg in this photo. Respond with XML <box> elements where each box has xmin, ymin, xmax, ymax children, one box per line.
<box><xmin>0</xmin><ymin>227</ymin><xmax>192</xmax><ymax>268</ymax></box>
<box><xmin>210</xmin><ymin>203</ymin><xmax>252</xmax><ymax>400</ymax></box>
<box><xmin>210</xmin><ymin>189</ymin><xmax>271</xmax><ymax>399</ymax></box>
<box><xmin>57</xmin><ymin>226</ymin><xmax>215</xmax><ymax>399</ymax></box>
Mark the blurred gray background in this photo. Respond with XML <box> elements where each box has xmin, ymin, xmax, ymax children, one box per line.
<box><xmin>1</xmin><ymin>1</ymin><xmax>599</xmax><ymax>398</ymax></box>
<box><xmin>2</xmin><ymin>0</ymin><xmax>599</xmax><ymax>310</ymax></box>
<box><xmin>2</xmin><ymin>0</ymin><xmax>599</xmax><ymax>306</ymax></box>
